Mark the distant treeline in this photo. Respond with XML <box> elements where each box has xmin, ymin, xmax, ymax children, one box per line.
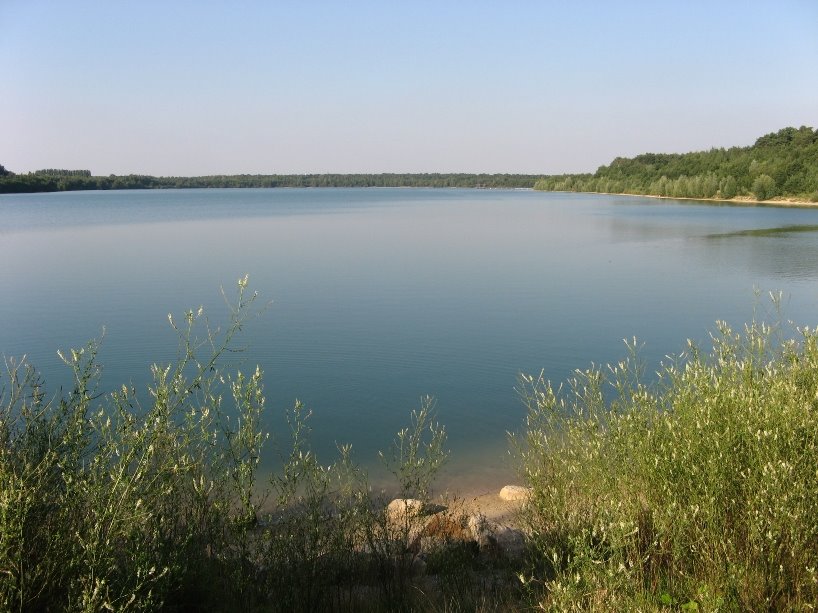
<box><xmin>0</xmin><ymin>170</ymin><xmax>538</xmax><ymax>194</ymax></box>
<box><xmin>33</xmin><ymin>168</ymin><xmax>92</xmax><ymax>177</ymax></box>
<box><xmin>5</xmin><ymin>126</ymin><xmax>816</xmax><ymax>200</ymax></box>
<box><xmin>534</xmin><ymin>126</ymin><xmax>818</xmax><ymax>202</ymax></box>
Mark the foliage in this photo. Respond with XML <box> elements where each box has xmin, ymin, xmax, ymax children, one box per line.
<box><xmin>516</xmin><ymin>305</ymin><xmax>818</xmax><ymax>609</ymax></box>
<box><xmin>33</xmin><ymin>169</ymin><xmax>92</xmax><ymax>177</ymax></box>
<box><xmin>379</xmin><ymin>396</ymin><xmax>447</xmax><ymax>500</ymax></box>
<box><xmin>0</xmin><ymin>172</ymin><xmax>538</xmax><ymax>194</ymax></box>
<box><xmin>0</xmin><ymin>277</ymin><xmax>266</xmax><ymax>610</ymax></box>
<box><xmin>751</xmin><ymin>173</ymin><xmax>776</xmax><ymax>200</ymax></box>
<box><xmin>534</xmin><ymin>125</ymin><xmax>818</xmax><ymax>202</ymax></box>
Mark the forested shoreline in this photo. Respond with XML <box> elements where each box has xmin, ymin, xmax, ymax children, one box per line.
<box><xmin>535</xmin><ymin>126</ymin><xmax>818</xmax><ymax>203</ymax></box>
<box><xmin>3</xmin><ymin>126</ymin><xmax>816</xmax><ymax>201</ymax></box>
<box><xmin>0</xmin><ymin>169</ymin><xmax>538</xmax><ymax>193</ymax></box>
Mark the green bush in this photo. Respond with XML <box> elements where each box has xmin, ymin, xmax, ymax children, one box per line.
<box><xmin>517</xmin><ymin>310</ymin><xmax>818</xmax><ymax>610</ymax></box>
<box><xmin>0</xmin><ymin>277</ymin><xmax>270</xmax><ymax>610</ymax></box>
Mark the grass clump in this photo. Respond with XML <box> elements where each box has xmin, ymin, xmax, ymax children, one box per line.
<box><xmin>517</xmin><ymin>315</ymin><xmax>818</xmax><ymax>610</ymax></box>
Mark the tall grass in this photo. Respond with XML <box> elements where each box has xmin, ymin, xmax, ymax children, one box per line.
<box><xmin>517</xmin><ymin>313</ymin><xmax>818</xmax><ymax>610</ymax></box>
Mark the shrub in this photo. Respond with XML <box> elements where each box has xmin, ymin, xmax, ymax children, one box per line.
<box><xmin>0</xmin><ymin>277</ymin><xmax>271</xmax><ymax>610</ymax></box>
<box><xmin>517</xmin><ymin>310</ymin><xmax>818</xmax><ymax>609</ymax></box>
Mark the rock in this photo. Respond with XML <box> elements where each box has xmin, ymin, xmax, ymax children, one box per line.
<box><xmin>386</xmin><ymin>498</ymin><xmax>425</xmax><ymax>526</ymax></box>
<box><xmin>422</xmin><ymin>502</ymin><xmax>448</xmax><ymax>515</ymax></box>
<box><xmin>467</xmin><ymin>514</ymin><xmax>492</xmax><ymax>549</ymax></box>
<box><xmin>492</xmin><ymin>525</ymin><xmax>526</xmax><ymax>559</ymax></box>
<box><xmin>498</xmin><ymin>485</ymin><xmax>532</xmax><ymax>502</ymax></box>
<box><xmin>412</xmin><ymin>515</ymin><xmax>473</xmax><ymax>553</ymax></box>
<box><xmin>422</xmin><ymin>515</ymin><xmax>471</xmax><ymax>541</ymax></box>
<box><xmin>387</xmin><ymin>499</ymin><xmax>450</xmax><ymax>550</ymax></box>
<box><xmin>467</xmin><ymin>513</ymin><xmax>526</xmax><ymax>560</ymax></box>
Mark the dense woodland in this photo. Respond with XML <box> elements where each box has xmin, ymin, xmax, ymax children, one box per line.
<box><xmin>535</xmin><ymin>126</ymin><xmax>818</xmax><ymax>202</ymax></box>
<box><xmin>0</xmin><ymin>170</ymin><xmax>537</xmax><ymax>193</ymax></box>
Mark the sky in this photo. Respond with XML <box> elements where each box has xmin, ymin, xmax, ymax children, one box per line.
<box><xmin>1</xmin><ymin>0</ymin><xmax>817</xmax><ymax>176</ymax></box>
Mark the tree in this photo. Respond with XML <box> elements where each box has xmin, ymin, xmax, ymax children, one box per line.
<box><xmin>701</xmin><ymin>173</ymin><xmax>719</xmax><ymax>198</ymax></box>
<box><xmin>720</xmin><ymin>176</ymin><xmax>738</xmax><ymax>199</ymax></box>
<box><xmin>752</xmin><ymin>174</ymin><xmax>776</xmax><ymax>200</ymax></box>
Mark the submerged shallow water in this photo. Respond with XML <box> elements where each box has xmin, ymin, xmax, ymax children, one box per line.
<box><xmin>2</xmin><ymin>188</ymin><xmax>818</xmax><ymax>489</ymax></box>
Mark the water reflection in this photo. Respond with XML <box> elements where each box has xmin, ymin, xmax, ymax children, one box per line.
<box><xmin>697</xmin><ymin>225</ymin><xmax>818</xmax><ymax>280</ymax></box>
<box><xmin>704</xmin><ymin>224</ymin><xmax>818</xmax><ymax>239</ymax></box>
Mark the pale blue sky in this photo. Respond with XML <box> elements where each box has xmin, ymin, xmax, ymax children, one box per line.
<box><xmin>2</xmin><ymin>1</ymin><xmax>817</xmax><ymax>175</ymax></box>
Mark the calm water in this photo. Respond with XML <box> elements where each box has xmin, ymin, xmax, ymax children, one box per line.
<box><xmin>2</xmin><ymin>188</ymin><xmax>818</xmax><ymax>490</ymax></box>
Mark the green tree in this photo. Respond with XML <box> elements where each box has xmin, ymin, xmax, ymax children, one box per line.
<box><xmin>720</xmin><ymin>176</ymin><xmax>738</xmax><ymax>199</ymax></box>
<box><xmin>701</xmin><ymin>173</ymin><xmax>719</xmax><ymax>198</ymax></box>
<box><xmin>752</xmin><ymin>174</ymin><xmax>776</xmax><ymax>200</ymax></box>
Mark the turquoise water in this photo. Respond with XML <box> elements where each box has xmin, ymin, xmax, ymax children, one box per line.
<box><xmin>2</xmin><ymin>188</ymin><xmax>818</xmax><ymax>489</ymax></box>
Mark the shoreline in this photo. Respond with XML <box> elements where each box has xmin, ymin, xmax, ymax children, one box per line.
<box><xmin>436</xmin><ymin>487</ymin><xmax>527</xmax><ymax>526</ymax></box>
<box><xmin>544</xmin><ymin>189</ymin><xmax>818</xmax><ymax>208</ymax></box>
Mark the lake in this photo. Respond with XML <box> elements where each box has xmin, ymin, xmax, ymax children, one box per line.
<box><xmin>2</xmin><ymin>188</ymin><xmax>818</xmax><ymax>491</ymax></box>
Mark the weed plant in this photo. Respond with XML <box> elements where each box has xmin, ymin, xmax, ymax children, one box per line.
<box><xmin>517</xmin><ymin>310</ymin><xmax>818</xmax><ymax>610</ymax></box>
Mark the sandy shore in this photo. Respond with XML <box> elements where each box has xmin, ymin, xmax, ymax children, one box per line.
<box><xmin>558</xmin><ymin>190</ymin><xmax>818</xmax><ymax>208</ymax></box>
<box><xmin>635</xmin><ymin>193</ymin><xmax>818</xmax><ymax>208</ymax></box>
<box><xmin>422</xmin><ymin>483</ymin><xmax>529</xmax><ymax>528</ymax></box>
<box><xmin>457</xmin><ymin>489</ymin><xmax>526</xmax><ymax>525</ymax></box>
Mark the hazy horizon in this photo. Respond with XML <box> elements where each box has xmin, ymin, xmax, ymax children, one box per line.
<box><xmin>2</xmin><ymin>1</ymin><xmax>817</xmax><ymax>177</ymax></box>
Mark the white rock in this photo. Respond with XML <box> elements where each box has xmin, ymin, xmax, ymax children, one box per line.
<box><xmin>387</xmin><ymin>498</ymin><xmax>425</xmax><ymax>526</ymax></box>
<box><xmin>498</xmin><ymin>485</ymin><xmax>532</xmax><ymax>501</ymax></box>
<box><xmin>467</xmin><ymin>514</ymin><xmax>493</xmax><ymax>549</ymax></box>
